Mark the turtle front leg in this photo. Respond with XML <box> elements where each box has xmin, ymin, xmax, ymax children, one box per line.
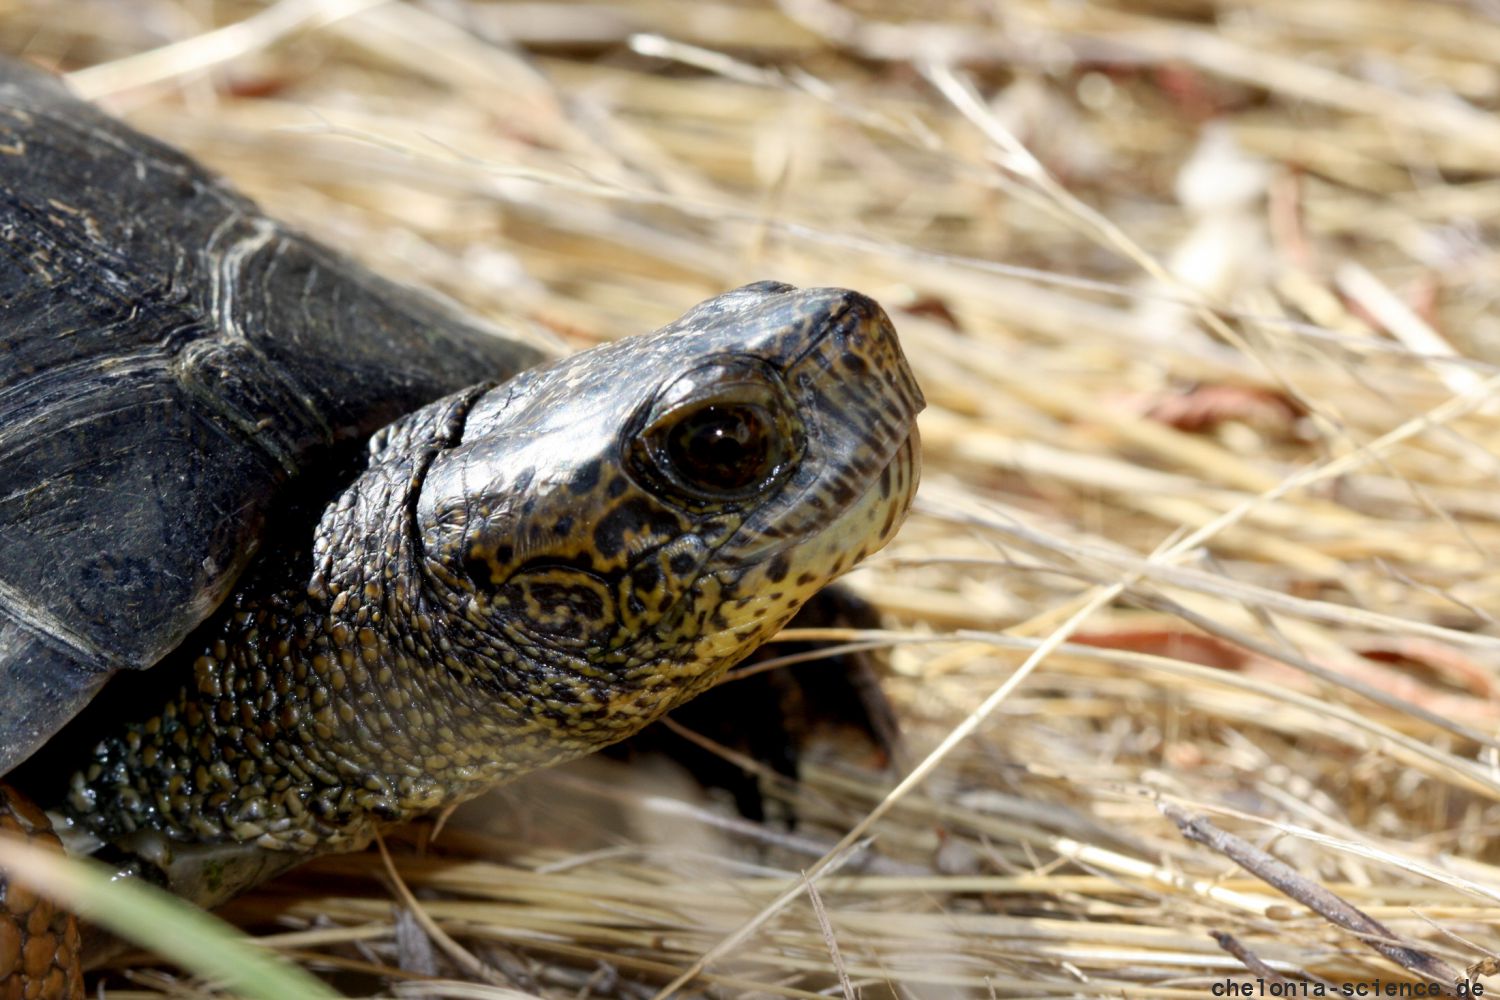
<box><xmin>0</xmin><ymin>785</ymin><xmax>81</xmax><ymax>1000</ymax></box>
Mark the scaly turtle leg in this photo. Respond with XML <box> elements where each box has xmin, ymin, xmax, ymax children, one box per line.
<box><xmin>0</xmin><ymin>785</ymin><xmax>81</xmax><ymax>1000</ymax></box>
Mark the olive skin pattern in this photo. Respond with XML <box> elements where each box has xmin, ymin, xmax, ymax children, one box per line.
<box><xmin>0</xmin><ymin>57</ymin><xmax>923</xmax><ymax>998</ymax></box>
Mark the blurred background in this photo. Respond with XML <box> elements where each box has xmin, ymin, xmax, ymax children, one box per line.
<box><xmin>7</xmin><ymin>1</ymin><xmax>1500</xmax><ymax>996</ymax></box>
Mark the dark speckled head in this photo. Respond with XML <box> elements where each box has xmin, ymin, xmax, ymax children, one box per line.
<box><xmin>415</xmin><ymin>281</ymin><xmax>922</xmax><ymax>756</ymax></box>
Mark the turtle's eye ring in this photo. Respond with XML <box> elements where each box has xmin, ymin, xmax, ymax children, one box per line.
<box><xmin>634</xmin><ymin>356</ymin><xmax>801</xmax><ymax>504</ymax></box>
<box><xmin>664</xmin><ymin>402</ymin><xmax>779</xmax><ymax>495</ymax></box>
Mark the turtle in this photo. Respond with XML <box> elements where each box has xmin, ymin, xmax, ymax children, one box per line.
<box><xmin>0</xmin><ymin>56</ymin><xmax>923</xmax><ymax>998</ymax></box>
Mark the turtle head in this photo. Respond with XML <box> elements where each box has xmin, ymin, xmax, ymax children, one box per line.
<box><xmin>415</xmin><ymin>281</ymin><xmax>922</xmax><ymax>756</ymax></box>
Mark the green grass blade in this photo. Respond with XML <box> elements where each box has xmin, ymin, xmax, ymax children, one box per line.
<box><xmin>0</xmin><ymin>834</ymin><xmax>340</xmax><ymax>999</ymax></box>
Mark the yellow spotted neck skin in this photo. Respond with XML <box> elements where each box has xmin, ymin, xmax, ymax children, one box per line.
<box><xmin>20</xmin><ymin>281</ymin><xmax>923</xmax><ymax>905</ymax></box>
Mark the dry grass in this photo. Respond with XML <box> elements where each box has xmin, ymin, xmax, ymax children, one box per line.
<box><xmin>8</xmin><ymin>0</ymin><xmax>1500</xmax><ymax>996</ymax></box>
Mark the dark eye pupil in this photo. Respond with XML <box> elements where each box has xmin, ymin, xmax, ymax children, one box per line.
<box><xmin>668</xmin><ymin>404</ymin><xmax>774</xmax><ymax>492</ymax></box>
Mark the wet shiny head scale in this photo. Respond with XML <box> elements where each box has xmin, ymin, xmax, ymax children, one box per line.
<box><xmin>416</xmin><ymin>281</ymin><xmax>924</xmax><ymax>753</ymax></box>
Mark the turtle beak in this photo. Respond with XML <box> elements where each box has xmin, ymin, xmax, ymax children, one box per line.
<box><xmin>727</xmin><ymin>289</ymin><xmax>924</xmax><ymax>558</ymax></box>
<box><xmin>653</xmin><ymin>293</ymin><xmax>923</xmax><ymax>689</ymax></box>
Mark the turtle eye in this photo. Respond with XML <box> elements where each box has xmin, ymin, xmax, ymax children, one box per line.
<box><xmin>635</xmin><ymin>356</ymin><xmax>801</xmax><ymax>504</ymax></box>
<box><xmin>664</xmin><ymin>402</ymin><xmax>779</xmax><ymax>495</ymax></box>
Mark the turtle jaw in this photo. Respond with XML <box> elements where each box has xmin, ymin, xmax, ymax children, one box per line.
<box><xmin>680</xmin><ymin>425</ymin><xmax>921</xmax><ymax>673</ymax></box>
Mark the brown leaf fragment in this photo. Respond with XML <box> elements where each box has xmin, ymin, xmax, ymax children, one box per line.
<box><xmin>1142</xmin><ymin>383</ymin><xmax>1305</xmax><ymax>436</ymax></box>
<box><xmin>1073</xmin><ymin>628</ymin><xmax>1257</xmax><ymax>671</ymax></box>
